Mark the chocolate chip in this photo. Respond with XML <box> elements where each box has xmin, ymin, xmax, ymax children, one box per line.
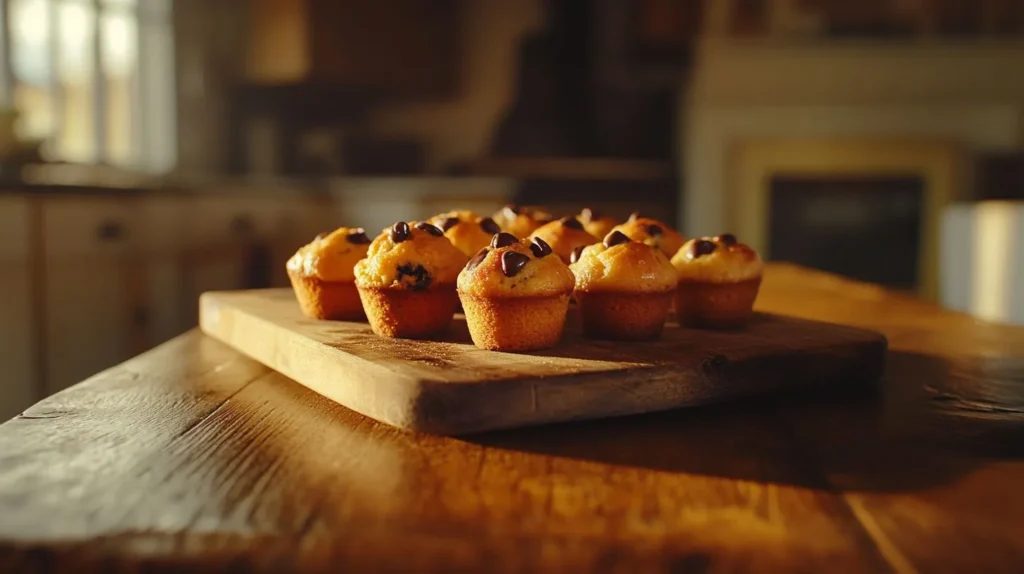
<box><xmin>501</xmin><ymin>251</ymin><xmax>530</xmax><ymax>277</ymax></box>
<box><xmin>490</xmin><ymin>232</ymin><xmax>518</xmax><ymax>248</ymax></box>
<box><xmin>603</xmin><ymin>230</ymin><xmax>630</xmax><ymax>248</ymax></box>
<box><xmin>396</xmin><ymin>263</ymin><xmax>432</xmax><ymax>291</ymax></box>
<box><xmin>647</xmin><ymin>224</ymin><xmax>663</xmax><ymax>237</ymax></box>
<box><xmin>414</xmin><ymin>222</ymin><xmax>444</xmax><ymax>237</ymax></box>
<box><xmin>346</xmin><ymin>229</ymin><xmax>371</xmax><ymax>244</ymax></box>
<box><xmin>715</xmin><ymin>233</ymin><xmax>737</xmax><ymax>246</ymax></box>
<box><xmin>570</xmin><ymin>245</ymin><xmax>586</xmax><ymax>264</ymax></box>
<box><xmin>692</xmin><ymin>239</ymin><xmax>716</xmax><ymax>258</ymax></box>
<box><xmin>628</xmin><ymin>211</ymin><xmax>640</xmax><ymax>222</ymax></box>
<box><xmin>529</xmin><ymin>237</ymin><xmax>552</xmax><ymax>258</ymax></box>
<box><xmin>390</xmin><ymin>221</ymin><xmax>411</xmax><ymax>243</ymax></box>
<box><xmin>466</xmin><ymin>248</ymin><xmax>488</xmax><ymax>271</ymax></box>
<box><xmin>440</xmin><ymin>217</ymin><xmax>460</xmax><ymax>232</ymax></box>
<box><xmin>314</xmin><ymin>232</ymin><xmax>329</xmax><ymax>241</ymax></box>
<box><xmin>479</xmin><ymin>217</ymin><xmax>500</xmax><ymax>234</ymax></box>
<box><xmin>580</xmin><ymin>207</ymin><xmax>599</xmax><ymax>223</ymax></box>
<box><xmin>560</xmin><ymin>216</ymin><xmax>584</xmax><ymax>231</ymax></box>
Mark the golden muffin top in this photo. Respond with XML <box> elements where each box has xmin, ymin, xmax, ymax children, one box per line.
<box><xmin>671</xmin><ymin>233</ymin><xmax>764</xmax><ymax>283</ymax></box>
<box><xmin>457</xmin><ymin>232</ymin><xmax>575</xmax><ymax>298</ymax></box>
<box><xmin>570</xmin><ymin>230</ymin><xmax>678</xmax><ymax>293</ymax></box>
<box><xmin>528</xmin><ymin>216</ymin><xmax>599</xmax><ymax>264</ymax></box>
<box><xmin>428</xmin><ymin>210</ymin><xmax>502</xmax><ymax>257</ymax></box>
<box><xmin>286</xmin><ymin>227</ymin><xmax>372</xmax><ymax>282</ymax></box>
<box><xmin>610</xmin><ymin>213</ymin><xmax>685</xmax><ymax>257</ymax></box>
<box><xmin>354</xmin><ymin>221</ymin><xmax>468</xmax><ymax>290</ymax></box>
<box><xmin>491</xmin><ymin>204</ymin><xmax>553</xmax><ymax>238</ymax></box>
<box><xmin>577</xmin><ymin>207</ymin><xmax>618</xmax><ymax>240</ymax></box>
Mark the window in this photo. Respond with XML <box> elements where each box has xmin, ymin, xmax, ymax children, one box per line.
<box><xmin>1</xmin><ymin>0</ymin><xmax>174</xmax><ymax>172</ymax></box>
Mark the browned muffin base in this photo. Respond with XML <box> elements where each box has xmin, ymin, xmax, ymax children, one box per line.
<box><xmin>357</xmin><ymin>285</ymin><xmax>459</xmax><ymax>339</ymax></box>
<box><xmin>674</xmin><ymin>277</ymin><xmax>762</xmax><ymax>329</ymax></box>
<box><xmin>288</xmin><ymin>273</ymin><xmax>365</xmax><ymax>321</ymax></box>
<box><xmin>575</xmin><ymin>290</ymin><xmax>674</xmax><ymax>341</ymax></box>
<box><xmin>459</xmin><ymin>293</ymin><xmax>570</xmax><ymax>352</ymax></box>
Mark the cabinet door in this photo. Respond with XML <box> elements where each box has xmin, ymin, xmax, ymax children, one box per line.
<box><xmin>271</xmin><ymin>196</ymin><xmax>338</xmax><ymax>287</ymax></box>
<box><xmin>0</xmin><ymin>197</ymin><xmax>35</xmax><ymax>420</ymax></box>
<box><xmin>139</xmin><ymin>197</ymin><xmax>187</xmax><ymax>348</ymax></box>
<box><xmin>44</xmin><ymin>261</ymin><xmax>130</xmax><ymax>395</ymax></box>
<box><xmin>246</xmin><ymin>0</ymin><xmax>457</xmax><ymax>97</ymax></box>
<box><xmin>184</xmin><ymin>194</ymin><xmax>325</xmax><ymax>292</ymax></box>
<box><xmin>145</xmin><ymin>257</ymin><xmax>188</xmax><ymax>347</ymax></box>
<box><xmin>0</xmin><ymin>267</ymin><xmax>35</xmax><ymax>421</ymax></box>
<box><xmin>42</xmin><ymin>198</ymin><xmax>136</xmax><ymax>395</ymax></box>
<box><xmin>308</xmin><ymin>0</ymin><xmax>457</xmax><ymax>96</ymax></box>
<box><xmin>180</xmin><ymin>249</ymin><xmax>248</xmax><ymax>328</ymax></box>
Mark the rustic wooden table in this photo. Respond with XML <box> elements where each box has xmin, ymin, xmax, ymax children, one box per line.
<box><xmin>1</xmin><ymin>264</ymin><xmax>1022</xmax><ymax>573</ymax></box>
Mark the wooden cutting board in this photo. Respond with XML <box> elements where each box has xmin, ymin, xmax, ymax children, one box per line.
<box><xmin>199</xmin><ymin>289</ymin><xmax>887</xmax><ymax>435</ymax></box>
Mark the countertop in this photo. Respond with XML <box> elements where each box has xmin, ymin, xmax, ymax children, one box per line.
<box><xmin>0</xmin><ymin>163</ymin><xmax>517</xmax><ymax>197</ymax></box>
<box><xmin>0</xmin><ymin>264</ymin><xmax>1022</xmax><ymax>572</ymax></box>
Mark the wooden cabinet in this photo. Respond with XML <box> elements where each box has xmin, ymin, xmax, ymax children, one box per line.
<box><xmin>40</xmin><ymin>198</ymin><xmax>137</xmax><ymax>394</ymax></box>
<box><xmin>0</xmin><ymin>197</ymin><xmax>34</xmax><ymax>421</ymax></box>
<box><xmin>2</xmin><ymin>188</ymin><xmax>447</xmax><ymax>407</ymax></box>
<box><xmin>44</xmin><ymin>262</ymin><xmax>131</xmax><ymax>395</ymax></box>
<box><xmin>137</xmin><ymin>196</ymin><xmax>187</xmax><ymax>348</ymax></box>
<box><xmin>39</xmin><ymin>196</ymin><xmax>186</xmax><ymax>393</ymax></box>
<box><xmin>0</xmin><ymin>271</ymin><xmax>34</xmax><ymax>421</ymax></box>
<box><xmin>181</xmin><ymin>253</ymin><xmax>248</xmax><ymax>324</ymax></box>
<box><xmin>177</xmin><ymin>193</ymin><xmax>327</xmax><ymax>320</ymax></box>
<box><xmin>246</xmin><ymin>0</ymin><xmax>458</xmax><ymax>98</ymax></box>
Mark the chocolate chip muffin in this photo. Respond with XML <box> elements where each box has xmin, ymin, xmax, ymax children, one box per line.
<box><xmin>287</xmin><ymin>227</ymin><xmax>372</xmax><ymax>320</ymax></box>
<box><xmin>610</xmin><ymin>212</ymin><xmax>685</xmax><ymax>257</ymax></box>
<box><xmin>354</xmin><ymin>221</ymin><xmax>469</xmax><ymax>338</ymax></box>
<box><xmin>570</xmin><ymin>231</ymin><xmax>678</xmax><ymax>340</ymax></box>
<box><xmin>491</xmin><ymin>204</ymin><xmax>553</xmax><ymax>238</ymax></box>
<box><xmin>577</xmin><ymin>207</ymin><xmax>618</xmax><ymax>240</ymax></box>
<box><xmin>457</xmin><ymin>232</ymin><xmax>575</xmax><ymax>351</ymax></box>
<box><xmin>529</xmin><ymin>216</ymin><xmax>599</xmax><ymax>264</ymax></box>
<box><xmin>671</xmin><ymin>233</ymin><xmax>764</xmax><ymax>329</ymax></box>
<box><xmin>428</xmin><ymin>210</ymin><xmax>502</xmax><ymax>257</ymax></box>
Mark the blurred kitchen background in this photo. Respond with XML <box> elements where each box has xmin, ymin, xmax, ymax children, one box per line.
<box><xmin>1</xmin><ymin>0</ymin><xmax>1023</xmax><ymax>419</ymax></box>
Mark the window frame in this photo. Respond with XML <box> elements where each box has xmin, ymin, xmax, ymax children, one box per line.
<box><xmin>0</xmin><ymin>0</ymin><xmax>175</xmax><ymax>172</ymax></box>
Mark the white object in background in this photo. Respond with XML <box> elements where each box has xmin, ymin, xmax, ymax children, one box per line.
<box><xmin>941</xmin><ymin>201</ymin><xmax>1024</xmax><ymax>325</ymax></box>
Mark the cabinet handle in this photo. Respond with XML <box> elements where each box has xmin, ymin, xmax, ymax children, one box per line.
<box><xmin>96</xmin><ymin>220</ymin><xmax>127</xmax><ymax>242</ymax></box>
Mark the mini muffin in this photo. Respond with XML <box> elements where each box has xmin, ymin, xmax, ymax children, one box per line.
<box><xmin>578</xmin><ymin>207</ymin><xmax>618</xmax><ymax>240</ymax></box>
<box><xmin>671</xmin><ymin>233</ymin><xmax>764</xmax><ymax>329</ymax></box>
<box><xmin>457</xmin><ymin>232</ymin><xmax>575</xmax><ymax>351</ymax></box>
<box><xmin>429</xmin><ymin>210</ymin><xmax>502</xmax><ymax>256</ymax></box>
<box><xmin>287</xmin><ymin>227</ymin><xmax>372</xmax><ymax>320</ymax></box>
<box><xmin>354</xmin><ymin>221</ymin><xmax>469</xmax><ymax>338</ymax></box>
<box><xmin>610</xmin><ymin>212</ymin><xmax>685</xmax><ymax>257</ymax></box>
<box><xmin>529</xmin><ymin>216</ymin><xmax>599</xmax><ymax>264</ymax></box>
<box><xmin>491</xmin><ymin>204</ymin><xmax>553</xmax><ymax>238</ymax></box>
<box><xmin>570</xmin><ymin>231</ymin><xmax>677</xmax><ymax>340</ymax></box>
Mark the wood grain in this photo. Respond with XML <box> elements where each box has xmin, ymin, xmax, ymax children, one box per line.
<box><xmin>0</xmin><ymin>334</ymin><xmax>889</xmax><ymax>573</ymax></box>
<box><xmin>1</xmin><ymin>264</ymin><xmax>1022</xmax><ymax>573</ymax></box>
<box><xmin>199</xmin><ymin>288</ymin><xmax>886</xmax><ymax>434</ymax></box>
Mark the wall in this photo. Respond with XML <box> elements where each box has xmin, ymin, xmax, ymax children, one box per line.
<box><xmin>682</xmin><ymin>38</ymin><xmax>1024</xmax><ymax>237</ymax></box>
<box><xmin>688</xmin><ymin>38</ymin><xmax>1024</xmax><ymax>110</ymax></box>
<box><xmin>366</xmin><ymin>0</ymin><xmax>546</xmax><ymax>172</ymax></box>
